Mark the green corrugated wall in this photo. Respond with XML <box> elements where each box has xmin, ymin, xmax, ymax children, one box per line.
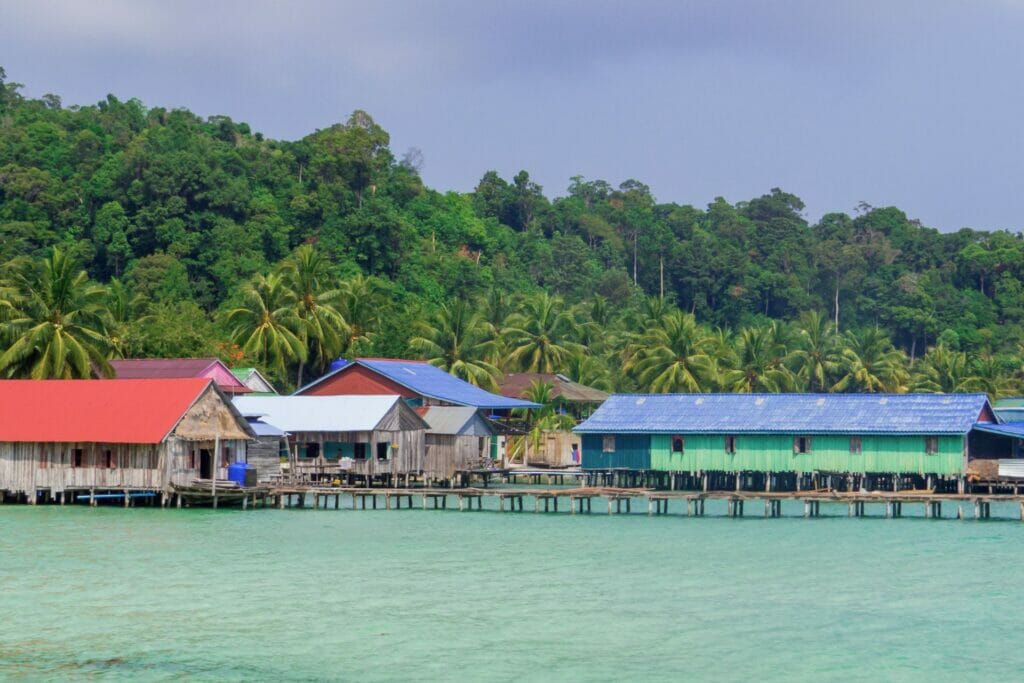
<box><xmin>650</xmin><ymin>433</ymin><xmax>964</xmax><ymax>475</ymax></box>
<box><xmin>581</xmin><ymin>434</ymin><xmax>651</xmax><ymax>470</ymax></box>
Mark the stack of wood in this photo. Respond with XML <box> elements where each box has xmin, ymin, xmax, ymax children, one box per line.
<box><xmin>966</xmin><ymin>459</ymin><xmax>999</xmax><ymax>482</ymax></box>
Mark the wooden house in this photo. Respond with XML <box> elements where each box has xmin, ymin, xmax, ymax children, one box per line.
<box><xmin>420</xmin><ymin>406</ymin><xmax>497</xmax><ymax>483</ymax></box>
<box><xmin>109</xmin><ymin>358</ymin><xmax>251</xmax><ymax>395</ymax></box>
<box><xmin>575</xmin><ymin>393</ymin><xmax>1008</xmax><ymax>491</ymax></box>
<box><xmin>240</xmin><ymin>414</ymin><xmax>288</xmax><ymax>482</ymax></box>
<box><xmin>231</xmin><ymin>367</ymin><xmax>279</xmax><ymax>395</ymax></box>
<box><xmin>0</xmin><ymin>379</ymin><xmax>254</xmax><ymax>503</ymax></box>
<box><xmin>232</xmin><ymin>395</ymin><xmax>428</xmax><ymax>485</ymax></box>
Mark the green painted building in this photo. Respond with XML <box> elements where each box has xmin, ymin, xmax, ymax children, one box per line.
<box><xmin>575</xmin><ymin>393</ymin><xmax>1004</xmax><ymax>476</ymax></box>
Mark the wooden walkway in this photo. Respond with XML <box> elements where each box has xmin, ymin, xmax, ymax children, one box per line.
<box><xmin>260</xmin><ymin>486</ymin><xmax>1024</xmax><ymax>520</ymax></box>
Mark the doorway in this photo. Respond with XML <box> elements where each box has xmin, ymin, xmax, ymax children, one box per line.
<box><xmin>199</xmin><ymin>449</ymin><xmax>213</xmax><ymax>479</ymax></box>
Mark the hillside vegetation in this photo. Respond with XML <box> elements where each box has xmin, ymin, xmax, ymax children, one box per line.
<box><xmin>1</xmin><ymin>69</ymin><xmax>1023</xmax><ymax>396</ymax></box>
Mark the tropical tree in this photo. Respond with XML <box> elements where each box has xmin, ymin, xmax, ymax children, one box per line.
<box><xmin>106</xmin><ymin>278</ymin><xmax>149</xmax><ymax>359</ymax></box>
<box><xmin>505</xmin><ymin>292</ymin><xmax>583</xmax><ymax>373</ymax></box>
<box><xmin>720</xmin><ymin>324</ymin><xmax>796</xmax><ymax>392</ymax></box>
<box><xmin>909</xmin><ymin>345</ymin><xmax>978</xmax><ymax>393</ymax></box>
<box><xmin>968</xmin><ymin>352</ymin><xmax>1017</xmax><ymax>399</ymax></box>
<box><xmin>790</xmin><ymin>310</ymin><xmax>842</xmax><ymax>392</ymax></box>
<box><xmin>0</xmin><ymin>248</ymin><xmax>114</xmax><ymax>379</ymax></box>
<box><xmin>337</xmin><ymin>274</ymin><xmax>386</xmax><ymax>356</ymax></box>
<box><xmin>282</xmin><ymin>245</ymin><xmax>348</xmax><ymax>386</ymax></box>
<box><xmin>408</xmin><ymin>299</ymin><xmax>500</xmax><ymax>390</ymax></box>
<box><xmin>833</xmin><ymin>327</ymin><xmax>908</xmax><ymax>393</ymax></box>
<box><xmin>627</xmin><ymin>311</ymin><xmax>714</xmax><ymax>392</ymax></box>
<box><xmin>225</xmin><ymin>273</ymin><xmax>306</xmax><ymax>383</ymax></box>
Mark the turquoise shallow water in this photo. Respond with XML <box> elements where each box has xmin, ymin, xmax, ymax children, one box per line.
<box><xmin>2</xmin><ymin>499</ymin><xmax>1024</xmax><ymax>681</ymax></box>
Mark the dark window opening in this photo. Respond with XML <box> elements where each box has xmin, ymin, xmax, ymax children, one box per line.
<box><xmin>221</xmin><ymin>447</ymin><xmax>231</xmax><ymax>466</ymax></box>
<box><xmin>794</xmin><ymin>436</ymin><xmax>812</xmax><ymax>454</ymax></box>
<box><xmin>305</xmin><ymin>443</ymin><xmax>320</xmax><ymax>459</ymax></box>
<box><xmin>189</xmin><ymin>450</ymin><xmax>196</xmax><ymax>470</ymax></box>
<box><xmin>849</xmin><ymin>437</ymin><xmax>862</xmax><ymax>455</ymax></box>
<box><xmin>377</xmin><ymin>442</ymin><xmax>390</xmax><ymax>460</ymax></box>
<box><xmin>73</xmin><ymin>448</ymin><xmax>84</xmax><ymax>468</ymax></box>
<box><xmin>724</xmin><ymin>436</ymin><xmax>737</xmax><ymax>454</ymax></box>
<box><xmin>925</xmin><ymin>436</ymin><xmax>939</xmax><ymax>455</ymax></box>
<box><xmin>672</xmin><ymin>436</ymin><xmax>685</xmax><ymax>453</ymax></box>
<box><xmin>602</xmin><ymin>435</ymin><xmax>615</xmax><ymax>453</ymax></box>
<box><xmin>105</xmin><ymin>449</ymin><xmax>116</xmax><ymax>469</ymax></box>
<box><xmin>199</xmin><ymin>449</ymin><xmax>212</xmax><ymax>479</ymax></box>
<box><xmin>353</xmin><ymin>443</ymin><xmax>368</xmax><ymax>460</ymax></box>
<box><xmin>39</xmin><ymin>448</ymin><xmax>48</xmax><ymax>469</ymax></box>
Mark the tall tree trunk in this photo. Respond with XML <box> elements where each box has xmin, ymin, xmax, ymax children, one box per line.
<box><xmin>633</xmin><ymin>231</ymin><xmax>638</xmax><ymax>284</ymax></box>
<box><xmin>296</xmin><ymin>359</ymin><xmax>304</xmax><ymax>389</ymax></box>
<box><xmin>834</xmin><ymin>282</ymin><xmax>840</xmax><ymax>332</ymax></box>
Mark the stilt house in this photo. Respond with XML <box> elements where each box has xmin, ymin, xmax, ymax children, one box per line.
<box><xmin>0</xmin><ymin>379</ymin><xmax>254</xmax><ymax>502</ymax></box>
<box><xmin>231</xmin><ymin>367</ymin><xmax>279</xmax><ymax>395</ymax></box>
<box><xmin>575</xmin><ymin>393</ymin><xmax>1008</xmax><ymax>489</ymax></box>
<box><xmin>420</xmin><ymin>406</ymin><xmax>497</xmax><ymax>483</ymax></box>
<box><xmin>110</xmin><ymin>358</ymin><xmax>252</xmax><ymax>396</ymax></box>
<box><xmin>232</xmin><ymin>395</ymin><xmax>428</xmax><ymax>484</ymax></box>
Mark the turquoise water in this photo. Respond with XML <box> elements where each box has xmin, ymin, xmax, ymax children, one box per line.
<box><xmin>3</xmin><ymin>499</ymin><xmax>1024</xmax><ymax>681</ymax></box>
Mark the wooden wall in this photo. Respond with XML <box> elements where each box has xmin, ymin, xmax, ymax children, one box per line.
<box><xmin>424</xmin><ymin>434</ymin><xmax>490</xmax><ymax>481</ymax></box>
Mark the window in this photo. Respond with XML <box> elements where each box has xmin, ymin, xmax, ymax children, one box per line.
<box><xmin>671</xmin><ymin>436</ymin><xmax>685</xmax><ymax>453</ymax></box>
<box><xmin>189</xmin><ymin>450</ymin><xmax>196</xmax><ymax>469</ymax></box>
<box><xmin>724</xmin><ymin>436</ymin><xmax>737</xmax><ymax>454</ymax></box>
<box><xmin>925</xmin><ymin>436</ymin><xmax>939</xmax><ymax>455</ymax></box>
<box><xmin>221</xmin><ymin>447</ymin><xmax>231</xmax><ymax>466</ymax></box>
<box><xmin>105</xmin><ymin>449</ymin><xmax>116</xmax><ymax>469</ymax></box>
<box><xmin>305</xmin><ymin>443</ymin><xmax>320</xmax><ymax>459</ymax></box>
<box><xmin>849</xmin><ymin>437</ymin><xmax>862</xmax><ymax>455</ymax></box>
<box><xmin>353</xmin><ymin>443</ymin><xmax>368</xmax><ymax>460</ymax></box>
<box><xmin>602</xmin><ymin>435</ymin><xmax>616</xmax><ymax>453</ymax></box>
<box><xmin>72</xmin><ymin>448</ymin><xmax>84</xmax><ymax>468</ymax></box>
<box><xmin>39</xmin><ymin>448</ymin><xmax>48</xmax><ymax>469</ymax></box>
<box><xmin>793</xmin><ymin>436</ymin><xmax>812</xmax><ymax>454</ymax></box>
<box><xmin>376</xmin><ymin>442</ymin><xmax>390</xmax><ymax>460</ymax></box>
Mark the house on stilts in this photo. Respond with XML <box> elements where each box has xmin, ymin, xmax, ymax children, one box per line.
<box><xmin>0</xmin><ymin>379</ymin><xmax>254</xmax><ymax>504</ymax></box>
<box><xmin>574</xmin><ymin>393</ymin><xmax>1016</xmax><ymax>492</ymax></box>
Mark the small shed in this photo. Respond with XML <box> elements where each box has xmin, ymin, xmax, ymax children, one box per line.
<box><xmin>420</xmin><ymin>406</ymin><xmax>497</xmax><ymax>483</ymax></box>
<box><xmin>0</xmin><ymin>379</ymin><xmax>254</xmax><ymax>502</ymax></box>
<box><xmin>110</xmin><ymin>358</ymin><xmax>251</xmax><ymax>396</ymax></box>
<box><xmin>231</xmin><ymin>367</ymin><xmax>279</xmax><ymax>395</ymax></box>
<box><xmin>241</xmin><ymin>414</ymin><xmax>288</xmax><ymax>481</ymax></box>
<box><xmin>233</xmin><ymin>395</ymin><xmax>428</xmax><ymax>484</ymax></box>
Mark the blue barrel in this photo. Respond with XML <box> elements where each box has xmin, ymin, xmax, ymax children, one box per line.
<box><xmin>227</xmin><ymin>462</ymin><xmax>249</xmax><ymax>487</ymax></box>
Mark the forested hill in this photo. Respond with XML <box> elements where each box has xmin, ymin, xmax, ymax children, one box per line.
<box><xmin>1</xmin><ymin>69</ymin><xmax>1023</xmax><ymax>396</ymax></box>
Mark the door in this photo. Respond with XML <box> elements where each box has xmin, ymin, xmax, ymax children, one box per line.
<box><xmin>199</xmin><ymin>449</ymin><xmax>212</xmax><ymax>479</ymax></box>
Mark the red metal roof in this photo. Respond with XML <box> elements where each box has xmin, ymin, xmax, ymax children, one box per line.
<box><xmin>0</xmin><ymin>379</ymin><xmax>213</xmax><ymax>444</ymax></box>
<box><xmin>109</xmin><ymin>358</ymin><xmax>250</xmax><ymax>393</ymax></box>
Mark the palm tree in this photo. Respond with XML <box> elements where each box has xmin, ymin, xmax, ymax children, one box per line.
<box><xmin>512</xmin><ymin>380</ymin><xmax>577</xmax><ymax>465</ymax></box>
<box><xmin>790</xmin><ymin>311</ymin><xmax>841</xmax><ymax>392</ymax></box>
<box><xmin>720</xmin><ymin>324</ymin><xmax>796</xmax><ymax>393</ymax></box>
<box><xmin>909</xmin><ymin>345</ymin><xmax>978</xmax><ymax>393</ymax></box>
<box><xmin>833</xmin><ymin>327</ymin><xmax>908</xmax><ymax>393</ymax></box>
<box><xmin>968</xmin><ymin>352</ymin><xmax>1017</xmax><ymax>400</ymax></box>
<box><xmin>106</xmin><ymin>278</ymin><xmax>150</xmax><ymax>359</ymax></box>
<box><xmin>627</xmin><ymin>311</ymin><xmax>714</xmax><ymax>393</ymax></box>
<box><xmin>479</xmin><ymin>289</ymin><xmax>515</xmax><ymax>370</ymax></box>
<box><xmin>0</xmin><ymin>248</ymin><xmax>113</xmax><ymax>379</ymax></box>
<box><xmin>408</xmin><ymin>300</ymin><xmax>501</xmax><ymax>390</ymax></box>
<box><xmin>282</xmin><ymin>245</ymin><xmax>348</xmax><ymax>386</ymax></box>
<box><xmin>338</xmin><ymin>274</ymin><xmax>385</xmax><ymax>356</ymax></box>
<box><xmin>225</xmin><ymin>273</ymin><xmax>306</xmax><ymax>382</ymax></box>
<box><xmin>505</xmin><ymin>292</ymin><xmax>583</xmax><ymax>373</ymax></box>
<box><xmin>563</xmin><ymin>350</ymin><xmax>615</xmax><ymax>393</ymax></box>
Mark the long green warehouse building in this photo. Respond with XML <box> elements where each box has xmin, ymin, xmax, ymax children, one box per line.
<box><xmin>574</xmin><ymin>393</ymin><xmax>1019</xmax><ymax>477</ymax></box>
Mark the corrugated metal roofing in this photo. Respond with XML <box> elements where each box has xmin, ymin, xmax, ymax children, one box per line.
<box><xmin>298</xmin><ymin>359</ymin><xmax>540</xmax><ymax>410</ymax></box>
<box><xmin>233</xmin><ymin>395</ymin><xmax>406</xmax><ymax>433</ymax></box>
<box><xmin>499</xmin><ymin>373</ymin><xmax>609</xmax><ymax>403</ymax></box>
<box><xmin>973</xmin><ymin>422</ymin><xmax>1024</xmax><ymax>438</ymax></box>
<box><xmin>574</xmin><ymin>393</ymin><xmax>993</xmax><ymax>435</ymax></box>
<box><xmin>0</xmin><ymin>378</ymin><xmax>215</xmax><ymax>443</ymax></box>
<box><xmin>230</xmin><ymin>367</ymin><xmax>278</xmax><ymax>395</ymax></box>
<box><xmin>111</xmin><ymin>358</ymin><xmax>250</xmax><ymax>393</ymax></box>
<box><xmin>421</xmin><ymin>406</ymin><xmax>496</xmax><ymax>436</ymax></box>
<box><xmin>245</xmin><ymin>416</ymin><xmax>287</xmax><ymax>437</ymax></box>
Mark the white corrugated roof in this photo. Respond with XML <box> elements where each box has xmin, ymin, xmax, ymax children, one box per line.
<box><xmin>233</xmin><ymin>395</ymin><xmax>401</xmax><ymax>432</ymax></box>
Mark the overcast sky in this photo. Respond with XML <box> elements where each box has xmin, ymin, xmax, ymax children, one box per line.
<box><xmin>2</xmin><ymin>0</ymin><xmax>1023</xmax><ymax>231</ymax></box>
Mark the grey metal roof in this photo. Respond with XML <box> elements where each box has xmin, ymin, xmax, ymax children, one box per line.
<box><xmin>245</xmin><ymin>416</ymin><xmax>287</xmax><ymax>437</ymax></box>
<box><xmin>234</xmin><ymin>395</ymin><xmax>405</xmax><ymax>433</ymax></box>
<box><xmin>421</xmin><ymin>406</ymin><xmax>496</xmax><ymax>436</ymax></box>
<box><xmin>574</xmin><ymin>393</ymin><xmax>993</xmax><ymax>435</ymax></box>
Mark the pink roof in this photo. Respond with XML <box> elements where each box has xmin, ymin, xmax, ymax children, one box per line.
<box><xmin>109</xmin><ymin>358</ymin><xmax>250</xmax><ymax>393</ymax></box>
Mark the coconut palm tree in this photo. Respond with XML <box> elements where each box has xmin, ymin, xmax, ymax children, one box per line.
<box><xmin>790</xmin><ymin>310</ymin><xmax>842</xmax><ymax>392</ymax></box>
<box><xmin>337</xmin><ymin>273</ymin><xmax>385</xmax><ymax>356</ymax></box>
<box><xmin>225</xmin><ymin>272</ymin><xmax>306</xmax><ymax>382</ymax></box>
<box><xmin>627</xmin><ymin>311</ymin><xmax>715</xmax><ymax>393</ymax></box>
<box><xmin>505</xmin><ymin>292</ymin><xmax>583</xmax><ymax>373</ymax></box>
<box><xmin>967</xmin><ymin>352</ymin><xmax>1017</xmax><ymax>400</ymax></box>
<box><xmin>909</xmin><ymin>344</ymin><xmax>978</xmax><ymax>394</ymax></box>
<box><xmin>0</xmin><ymin>247</ymin><xmax>114</xmax><ymax>379</ymax></box>
<box><xmin>282</xmin><ymin>245</ymin><xmax>348</xmax><ymax>386</ymax></box>
<box><xmin>408</xmin><ymin>300</ymin><xmax>501</xmax><ymax>390</ymax></box>
<box><xmin>833</xmin><ymin>327</ymin><xmax>908</xmax><ymax>393</ymax></box>
<box><xmin>106</xmin><ymin>278</ymin><xmax>150</xmax><ymax>359</ymax></box>
<box><xmin>720</xmin><ymin>324</ymin><xmax>796</xmax><ymax>393</ymax></box>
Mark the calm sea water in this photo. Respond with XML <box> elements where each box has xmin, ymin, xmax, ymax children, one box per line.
<box><xmin>2</xmin><ymin>498</ymin><xmax>1024</xmax><ymax>681</ymax></box>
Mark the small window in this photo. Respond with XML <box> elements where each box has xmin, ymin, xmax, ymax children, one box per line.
<box><xmin>105</xmin><ymin>449</ymin><xmax>116</xmax><ymax>469</ymax></box>
<box><xmin>849</xmin><ymin>437</ymin><xmax>862</xmax><ymax>455</ymax></box>
<box><xmin>353</xmin><ymin>443</ymin><xmax>368</xmax><ymax>460</ymax></box>
<box><xmin>925</xmin><ymin>436</ymin><xmax>939</xmax><ymax>455</ymax></box>
<box><xmin>671</xmin><ymin>436</ymin><xmax>685</xmax><ymax>453</ymax></box>
<box><xmin>724</xmin><ymin>436</ymin><xmax>737</xmax><ymax>454</ymax></box>
<box><xmin>793</xmin><ymin>436</ymin><xmax>812</xmax><ymax>454</ymax></box>
<box><xmin>189</xmin><ymin>450</ymin><xmax>196</xmax><ymax>469</ymax></box>
<box><xmin>305</xmin><ymin>443</ymin><xmax>320</xmax><ymax>459</ymax></box>
<box><xmin>39</xmin><ymin>448</ymin><xmax>49</xmax><ymax>470</ymax></box>
<box><xmin>376</xmin><ymin>442</ymin><xmax>390</xmax><ymax>460</ymax></box>
<box><xmin>221</xmin><ymin>447</ymin><xmax>231</xmax><ymax>467</ymax></box>
<box><xmin>602</xmin><ymin>435</ymin><xmax>616</xmax><ymax>453</ymax></box>
<box><xmin>72</xmin><ymin>448</ymin><xmax>84</xmax><ymax>468</ymax></box>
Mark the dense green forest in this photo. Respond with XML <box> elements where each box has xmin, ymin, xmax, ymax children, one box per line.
<box><xmin>2</xmin><ymin>68</ymin><xmax>1023</xmax><ymax>398</ymax></box>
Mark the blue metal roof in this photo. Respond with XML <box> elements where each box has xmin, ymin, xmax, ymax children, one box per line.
<box><xmin>973</xmin><ymin>422</ymin><xmax>1024</xmax><ymax>439</ymax></box>
<box><xmin>574</xmin><ymin>393</ymin><xmax>993</xmax><ymax>435</ymax></box>
<box><xmin>244</xmin><ymin>415</ymin><xmax>287</xmax><ymax>437</ymax></box>
<box><xmin>297</xmin><ymin>359</ymin><xmax>540</xmax><ymax>410</ymax></box>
